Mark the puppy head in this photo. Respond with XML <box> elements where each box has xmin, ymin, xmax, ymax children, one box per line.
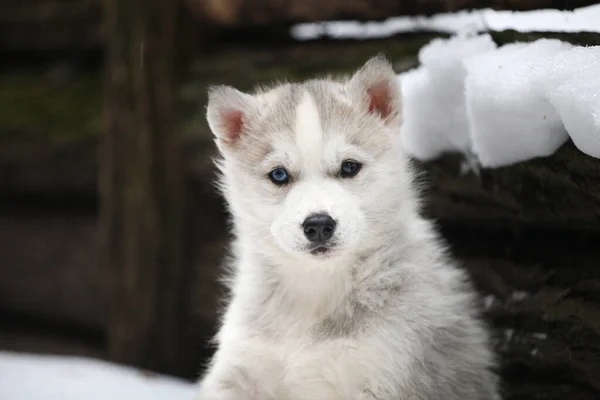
<box><xmin>207</xmin><ymin>55</ymin><xmax>415</xmax><ymax>265</ymax></box>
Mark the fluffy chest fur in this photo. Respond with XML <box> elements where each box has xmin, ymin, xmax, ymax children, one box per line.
<box><xmin>215</xmin><ymin>249</ymin><xmax>425</xmax><ymax>399</ymax></box>
<box><xmin>229</xmin><ymin>246</ymin><xmax>410</xmax><ymax>341</ymax></box>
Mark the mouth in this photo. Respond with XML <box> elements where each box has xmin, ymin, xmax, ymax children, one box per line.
<box><xmin>309</xmin><ymin>245</ymin><xmax>333</xmax><ymax>256</ymax></box>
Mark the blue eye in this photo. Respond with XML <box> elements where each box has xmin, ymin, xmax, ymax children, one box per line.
<box><xmin>340</xmin><ymin>161</ymin><xmax>362</xmax><ymax>178</ymax></box>
<box><xmin>268</xmin><ymin>167</ymin><xmax>289</xmax><ymax>185</ymax></box>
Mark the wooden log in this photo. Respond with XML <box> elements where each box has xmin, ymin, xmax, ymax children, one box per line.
<box><xmin>419</xmin><ymin>142</ymin><xmax>600</xmax><ymax>231</ymax></box>
<box><xmin>100</xmin><ymin>0</ymin><xmax>187</xmax><ymax>374</ymax></box>
<box><xmin>0</xmin><ymin>213</ymin><xmax>104</xmax><ymax>331</ymax></box>
<box><xmin>449</xmin><ymin>227</ymin><xmax>600</xmax><ymax>400</ymax></box>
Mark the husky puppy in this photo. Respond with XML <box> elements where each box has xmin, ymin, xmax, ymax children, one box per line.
<box><xmin>197</xmin><ymin>55</ymin><xmax>500</xmax><ymax>400</ymax></box>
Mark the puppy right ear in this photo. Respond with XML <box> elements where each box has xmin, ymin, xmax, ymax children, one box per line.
<box><xmin>206</xmin><ymin>85</ymin><xmax>257</xmax><ymax>144</ymax></box>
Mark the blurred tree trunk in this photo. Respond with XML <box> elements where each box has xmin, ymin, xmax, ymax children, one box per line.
<box><xmin>99</xmin><ymin>0</ymin><xmax>185</xmax><ymax>374</ymax></box>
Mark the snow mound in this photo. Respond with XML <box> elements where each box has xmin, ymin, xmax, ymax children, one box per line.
<box><xmin>0</xmin><ymin>351</ymin><xmax>196</xmax><ymax>400</ymax></box>
<box><xmin>401</xmin><ymin>34</ymin><xmax>497</xmax><ymax>160</ymax></box>
<box><xmin>399</xmin><ymin>35</ymin><xmax>600</xmax><ymax>167</ymax></box>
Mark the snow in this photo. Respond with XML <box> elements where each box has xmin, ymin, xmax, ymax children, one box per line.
<box><xmin>0</xmin><ymin>351</ymin><xmax>196</xmax><ymax>400</ymax></box>
<box><xmin>399</xmin><ymin>35</ymin><xmax>600</xmax><ymax>167</ymax></box>
<box><xmin>400</xmin><ymin>34</ymin><xmax>496</xmax><ymax>160</ymax></box>
<box><xmin>291</xmin><ymin>4</ymin><xmax>600</xmax><ymax>40</ymax></box>
<box><xmin>546</xmin><ymin>46</ymin><xmax>600</xmax><ymax>158</ymax></box>
<box><xmin>481</xmin><ymin>6</ymin><xmax>600</xmax><ymax>34</ymax></box>
<box><xmin>463</xmin><ymin>39</ymin><xmax>572</xmax><ymax>167</ymax></box>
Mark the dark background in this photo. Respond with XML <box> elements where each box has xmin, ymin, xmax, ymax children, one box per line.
<box><xmin>0</xmin><ymin>1</ymin><xmax>599</xmax><ymax>399</ymax></box>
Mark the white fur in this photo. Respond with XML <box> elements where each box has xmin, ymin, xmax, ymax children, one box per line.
<box><xmin>199</xmin><ymin>55</ymin><xmax>500</xmax><ymax>400</ymax></box>
<box><xmin>295</xmin><ymin>90</ymin><xmax>324</xmax><ymax>171</ymax></box>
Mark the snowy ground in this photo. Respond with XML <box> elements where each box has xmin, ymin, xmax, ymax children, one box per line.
<box><xmin>0</xmin><ymin>351</ymin><xmax>196</xmax><ymax>400</ymax></box>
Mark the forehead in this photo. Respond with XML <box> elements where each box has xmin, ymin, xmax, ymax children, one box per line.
<box><xmin>257</xmin><ymin>81</ymin><xmax>351</xmax><ymax>134</ymax></box>
<box><xmin>248</xmin><ymin>81</ymin><xmax>370</xmax><ymax>160</ymax></box>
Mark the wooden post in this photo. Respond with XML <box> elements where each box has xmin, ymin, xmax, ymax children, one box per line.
<box><xmin>99</xmin><ymin>0</ymin><xmax>185</xmax><ymax>374</ymax></box>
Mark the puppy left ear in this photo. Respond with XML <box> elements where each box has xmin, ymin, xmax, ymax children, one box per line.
<box><xmin>347</xmin><ymin>54</ymin><xmax>402</xmax><ymax>126</ymax></box>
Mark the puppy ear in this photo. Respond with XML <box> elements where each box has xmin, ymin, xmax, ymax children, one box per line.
<box><xmin>347</xmin><ymin>54</ymin><xmax>402</xmax><ymax>126</ymax></box>
<box><xmin>206</xmin><ymin>85</ymin><xmax>257</xmax><ymax>144</ymax></box>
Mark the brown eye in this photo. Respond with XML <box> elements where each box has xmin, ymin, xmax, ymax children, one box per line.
<box><xmin>340</xmin><ymin>161</ymin><xmax>362</xmax><ymax>178</ymax></box>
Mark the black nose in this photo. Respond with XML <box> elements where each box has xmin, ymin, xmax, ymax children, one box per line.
<box><xmin>302</xmin><ymin>213</ymin><xmax>336</xmax><ymax>243</ymax></box>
